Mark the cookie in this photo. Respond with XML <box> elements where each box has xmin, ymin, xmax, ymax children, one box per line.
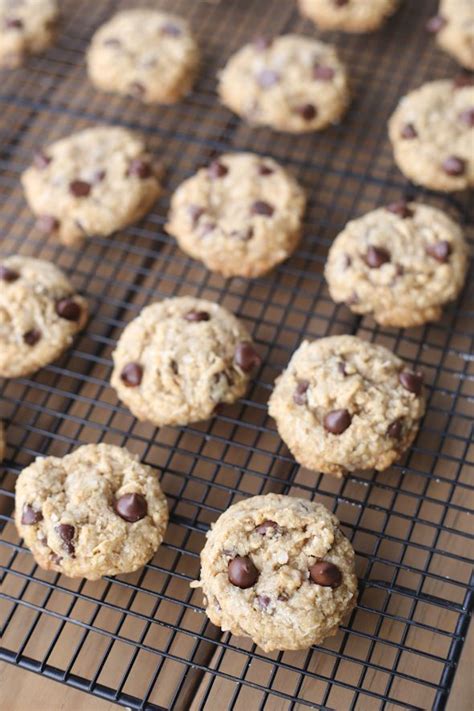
<box><xmin>0</xmin><ymin>256</ymin><xmax>88</xmax><ymax>378</ymax></box>
<box><xmin>325</xmin><ymin>202</ymin><xmax>468</xmax><ymax>328</ymax></box>
<box><xmin>15</xmin><ymin>444</ymin><xmax>168</xmax><ymax>580</ymax></box>
<box><xmin>427</xmin><ymin>0</ymin><xmax>474</xmax><ymax>70</ymax></box>
<box><xmin>0</xmin><ymin>421</ymin><xmax>5</xmax><ymax>462</ymax></box>
<box><xmin>268</xmin><ymin>335</ymin><xmax>426</xmax><ymax>477</ymax></box>
<box><xmin>21</xmin><ymin>126</ymin><xmax>162</xmax><ymax>246</ymax></box>
<box><xmin>218</xmin><ymin>34</ymin><xmax>350</xmax><ymax>133</ymax></box>
<box><xmin>0</xmin><ymin>0</ymin><xmax>58</xmax><ymax>69</ymax></box>
<box><xmin>191</xmin><ymin>493</ymin><xmax>357</xmax><ymax>652</ymax></box>
<box><xmin>298</xmin><ymin>0</ymin><xmax>400</xmax><ymax>33</ymax></box>
<box><xmin>388</xmin><ymin>78</ymin><xmax>474</xmax><ymax>192</ymax></box>
<box><xmin>166</xmin><ymin>153</ymin><xmax>306</xmax><ymax>278</ymax></box>
<box><xmin>87</xmin><ymin>10</ymin><xmax>200</xmax><ymax>104</ymax></box>
<box><xmin>111</xmin><ymin>296</ymin><xmax>261</xmax><ymax>427</ymax></box>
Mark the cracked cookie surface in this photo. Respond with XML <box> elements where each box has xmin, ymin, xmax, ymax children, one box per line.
<box><xmin>15</xmin><ymin>443</ymin><xmax>168</xmax><ymax>580</ymax></box>
<box><xmin>0</xmin><ymin>256</ymin><xmax>88</xmax><ymax>378</ymax></box>
<box><xmin>325</xmin><ymin>202</ymin><xmax>468</xmax><ymax>328</ymax></box>
<box><xmin>192</xmin><ymin>493</ymin><xmax>358</xmax><ymax>652</ymax></box>
<box><xmin>298</xmin><ymin>0</ymin><xmax>400</xmax><ymax>33</ymax></box>
<box><xmin>428</xmin><ymin>0</ymin><xmax>474</xmax><ymax>70</ymax></box>
<box><xmin>0</xmin><ymin>0</ymin><xmax>58</xmax><ymax>68</ymax></box>
<box><xmin>166</xmin><ymin>153</ymin><xmax>306</xmax><ymax>278</ymax></box>
<box><xmin>87</xmin><ymin>9</ymin><xmax>199</xmax><ymax>104</ymax></box>
<box><xmin>21</xmin><ymin>126</ymin><xmax>162</xmax><ymax>245</ymax></box>
<box><xmin>268</xmin><ymin>336</ymin><xmax>426</xmax><ymax>477</ymax></box>
<box><xmin>111</xmin><ymin>296</ymin><xmax>261</xmax><ymax>427</ymax></box>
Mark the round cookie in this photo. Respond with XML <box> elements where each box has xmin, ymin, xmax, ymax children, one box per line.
<box><xmin>21</xmin><ymin>126</ymin><xmax>162</xmax><ymax>246</ymax></box>
<box><xmin>191</xmin><ymin>493</ymin><xmax>358</xmax><ymax>652</ymax></box>
<box><xmin>166</xmin><ymin>153</ymin><xmax>306</xmax><ymax>278</ymax></box>
<box><xmin>388</xmin><ymin>78</ymin><xmax>474</xmax><ymax>192</ymax></box>
<box><xmin>0</xmin><ymin>256</ymin><xmax>88</xmax><ymax>378</ymax></box>
<box><xmin>325</xmin><ymin>202</ymin><xmax>468</xmax><ymax>328</ymax></box>
<box><xmin>111</xmin><ymin>296</ymin><xmax>261</xmax><ymax>427</ymax></box>
<box><xmin>218</xmin><ymin>34</ymin><xmax>350</xmax><ymax>133</ymax></box>
<box><xmin>268</xmin><ymin>335</ymin><xmax>426</xmax><ymax>477</ymax></box>
<box><xmin>298</xmin><ymin>0</ymin><xmax>400</xmax><ymax>33</ymax></box>
<box><xmin>87</xmin><ymin>10</ymin><xmax>200</xmax><ymax>104</ymax></box>
<box><xmin>427</xmin><ymin>0</ymin><xmax>474</xmax><ymax>70</ymax></box>
<box><xmin>0</xmin><ymin>0</ymin><xmax>58</xmax><ymax>69</ymax></box>
<box><xmin>15</xmin><ymin>443</ymin><xmax>168</xmax><ymax>580</ymax></box>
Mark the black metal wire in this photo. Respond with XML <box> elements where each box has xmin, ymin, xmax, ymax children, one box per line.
<box><xmin>0</xmin><ymin>1</ymin><xmax>473</xmax><ymax>709</ymax></box>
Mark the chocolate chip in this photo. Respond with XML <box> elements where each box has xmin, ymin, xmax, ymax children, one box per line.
<box><xmin>114</xmin><ymin>493</ymin><xmax>148</xmax><ymax>522</ymax></box>
<box><xmin>36</xmin><ymin>214</ymin><xmax>59</xmax><ymax>234</ymax></box>
<box><xmin>296</xmin><ymin>104</ymin><xmax>317</xmax><ymax>121</ymax></box>
<box><xmin>188</xmin><ymin>204</ymin><xmax>204</xmax><ymax>224</ymax></box>
<box><xmin>454</xmin><ymin>74</ymin><xmax>474</xmax><ymax>89</ymax></box>
<box><xmin>103</xmin><ymin>37</ymin><xmax>121</xmax><ymax>47</ymax></box>
<box><xmin>56</xmin><ymin>298</ymin><xmax>81</xmax><ymax>322</ymax></box>
<box><xmin>426</xmin><ymin>240</ymin><xmax>452</xmax><ymax>263</ymax></box>
<box><xmin>309</xmin><ymin>561</ymin><xmax>342</xmax><ymax>588</ymax></box>
<box><xmin>56</xmin><ymin>523</ymin><xmax>75</xmax><ymax>556</ymax></box>
<box><xmin>255</xmin><ymin>520</ymin><xmax>278</xmax><ymax>535</ymax></box>
<box><xmin>399</xmin><ymin>370</ymin><xmax>423</xmax><ymax>395</ymax></box>
<box><xmin>184</xmin><ymin>310</ymin><xmax>210</xmax><ymax>322</ymax></box>
<box><xmin>442</xmin><ymin>156</ymin><xmax>465</xmax><ymax>176</ymax></box>
<box><xmin>21</xmin><ymin>505</ymin><xmax>43</xmax><ymax>525</ymax></box>
<box><xmin>313</xmin><ymin>64</ymin><xmax>335</xmax><ymax>81</ymax></box>
<box><xmin>426</xmin><ymin>15</ymin><xmax>447</xmax><ymax>33</ymax></box>
<box><xmin>23</xmin><ymin>329</ymin><xmax>41</xmax><ymax>346</ymax></box>
<box><xmin>69</xmin><ymin>180</ymin><xmax>91</xmax><ymax>198</ymax></box>
<box><xmin>293</xmin><ymin>380</ymin><xmax>310</xmax><ymax>405</ymax></box>
<box><xmin>170</xmin><ymin>359</ymin><xmax>178</xmax><ymax>375</ymax></box>
<box><xmin>254</xmin><ymin>36</ymin><xmax>272</xmax><ymax>51</ymax></box>
<box><xmin>258</xmin><ymin>164</ymin><xmax>274</xmax><ymax>176</ymax></box>
<box><xmin>208</xmin><ymin>160</ymin><xmax>228</xmax><ymax>179</ymax></box>
<box><xmin>228</xmin><ymin>556</ymin><xmax>259</xmax><ymax>589</ymax></box>
<box><xmin>323</xmin><ymin>409</ymin><xmax>352</xmax><ymax>434</ymax></box>
<box><xmin>4</xmin><ymin>18</ymin><xmax>23</xmax><ymax>29</ymax></box>
<box><xmin>0</xmin><ymin>265</ymin><xmax>19</xmax><ymax>282</ymax></box>
<box><xmin>386</xmin><ymin>201</ymin><xmax>413</xmax><ymax>219</ymax></box>
<box><xmin>257</xmin><ymin>69</ymin><xmax>279</xmax><ymax>88</ymax></box>
<box><xmin>257</xmin><ymin>595</ymin><xmax>271</xmax><ymax>610</ymax></box>
<box><xmin>251</xmin><ymin>200</ymin><xmax>274</xmax><ymax>217</ymax></box>
<box><xmin>34</xmin><ymin>150</ymin><xmax>51</xmax><ymax>170</ymax></box>
<box><xmin>234</xmin><ymin>342</ymin><xmax>261</xmax><ymax>373</ymax></box>
<box><xmin>128</xmin><ymin>81</ymin><xmax>146</xmax><ymax>98</ymax></box>
<box><xmin>128</xmin><ymin>158</ymin><xmax>152</xmax><ymax>179</ymax></box>
<box><xmin>459</xmin><ymin>108</ymin><xmax>474</xmax><ymax>127</ymax></box>
<box><xmin>400</xmin><ymin>123</ymin><xmax>418</xmax><ymax>139</ymax></box>
<box><xmin>120</xmin><ymin>362</ymin><xmax>143</xmax><ymax>387</ymax></box>
<box><xmin>161</xmin><ymin>23</ymin><xmax>181</xmax><ymax>36</ymax></box>
<box><xmin>365</xmin><ymin>246</ymin><xmax>391</xmax><ymax>268</ymax></box>
<box><xmin>387</xmin><ymin>419</ymin><xmax>403</xmax><ymax>439</ymax></box>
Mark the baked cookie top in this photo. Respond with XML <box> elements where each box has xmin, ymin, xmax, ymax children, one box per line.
<box><xmin>87</xmin><ymin>9</ymin><xmax>199</xmax><ymax>104</ymax></box>
<box><xmin>268</xmin><ymin>335</ymin><xmax>426</xmax><ymax>477</ymax></box>
<box><xmin>428</xmin><ymin>0</ymin><xmax>474</xmax><ymax>70</ymax></box>
<box><xmin>0</xmin><ymin>0</ymin><xmax>58</xmax><ymax>68</ymax></box>
<box><xmin>111</xmin><ymin>296</ymin><xmax>261</xmax><ymax>427</ymax></box>
<box><xmin>325</xmin><ymin>202</ymin><xmax>468</xmax><ymax>327</ymax></box>
<box><xmin>388</xmin><ymin>78</ymin><xmax>474</xmax><ymax>192</ymax></box>
<box><xmin>298</xmin><ymin>0</ymin><xmax>400</xmax><ymax>33</ymax></box>
<box><xmin>166</xmin><ymin>152</ymin><xmax>306</xmax><ymax>278</ymax></box>
<box><xmin>192</xmin><ymin>493</ymin><xmax>358</xmax><ymax>652</ymax></box>
<box><xmin>15</xmin><ymin>443</ymin><xmax>169</xmax><ymax>580</ymax></box>
<box><xmin>0</xmin><ymin>256</ymin><xmax>88</xmax><ymax>378</ymax></box>
<box><xmin>21</xmin><ymin>126</ymin><xmax>162</xmax><ymax>245</ymax></box>
<box><xmin>218</xmin><ymin>34</ymin><xmax>350</xmax><ymax>133</ymax></box>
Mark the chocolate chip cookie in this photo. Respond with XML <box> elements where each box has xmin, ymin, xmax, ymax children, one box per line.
<box><xmin>388</xmin><ymin>78</ymin><xmax>474</xmax><ymax>192</ymax></box>
<box><xmin>87</xmin><ymin>9</ymin><xmax>200</xmax><ymax>104</ymax></box>
<box><xmin>191</xmin><ymin>493</ymin><xmax>357</xmax><ymax>652</ymax></box>
<box><xmin>0</xmin><ymin>0</ymin><xmax>58</xmax><ymax>68</ymax></box>
<box><xmin>325</xmin><ymin>202</ymin><xmax>468</xmax><ymax>328</ymax></box>
<box><xmin>427</xmin><ymin>0</ymin><xmax>474</xmax><ymax>70</ymax></box>
<box><xmin>0</xmin><ymin>256</ymin><xmax>88</xmax><ymax>378</ymax></box>
<box><xmin>166</xmin><ymin>153</ymin><xmax>306</xmax><ymax>278</ymax></box>
<box><xmin>218</xmin><ymin>35</ymin><xmax>350</xmax><ymax>133</ymax></box>
<box><xmin>111</xmin><ymin>296</ymin><xmax>261</xmax><ymax>427</ymax></box>
<box><xmin>21</xmin><ymin>126</ymin><xmax>162</xmax><ymax>245</ymax></box>
<box><xmin>269</xmin><ymin>335</ymin><xmax>426</xmax><ymax>477</ymax></box>
<box><xmin>298</xmin><ymin>0</ymin><xmax>400</xmax><ymax>33</ymax></box>
<box><xmin>15</xmin><ymin>443</ymin><xmax>168</xmax><ymax>579</ymax></box>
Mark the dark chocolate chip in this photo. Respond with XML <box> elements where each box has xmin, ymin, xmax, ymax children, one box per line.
<box><xmin>184</xmin><ymin>310</ymin><xmax>210</xmax><ymax>322</ymax></box>
<box><xmin>257</xmin><ymin>69</ymin><xmax>279</xmax><ymax>88</ymax></box>
<box><xmin>170</xmin><ymin>359</ymin><xmax>178</xmax><ymax>375</ymax></box>
<box><xmin>426</xmin><ymin>240</ymin><xmax>452</xmax><ymax>263</ymax></box>
<box><xmin>114</xmin><ymin>493</ymin><xmax>148</xmax><ymax>522</ymax></box>
<box><xmin>69</xmin><ymin>180</ymin><xmax>91</xmax><ymax>198</ymax></box>
<box><xmin>128</xmin><ymin>158</ymin><xmax>152</xmax><ymax>179</ymax></box>
<box><xmin>4</xmin><ymin>18</ymin><xmax>23</xmax><ymax>29</ymax></box>
<box><xmin>442</xmin><ymin>156</ymin><xmax>465</xmax><ymax>176</ymax></box>
<box><xmin>323</xmin><ymin>409</ymin><xmax>352</xmax><ymax>435</ymax></box>
<box><xmin>21</xmin><ymin>504</ymin><xmax>43</xmax><ymax>525</ymax></box>
<box><xmin>36</xmin><ymin>214</ymin><xmax>59</xmax><ymax>234</ymax></box>
<box><xmin>234</xmin><ymin>342</ymin><xmax>261</xmax><ymax>373</ymax></box>
<box><xmin>293</xmin><ymin>379</ymin><xmax>310</xmax><ymax>405</ymax></box>
<box><xmin>309</xmin><ymin>561</ymin><xmax>342</xmax><ymax>588</ymax></box>
<box><xmin>56</xmin><ymin>298</ymin><xmax>81</xmax><ymax>322</ymax></box>
<box><xmin>257</xmin><ymin>595</ymin><xmax>271</xmax><ymax>610</ymax></box>
<box><xmin>255</xmin><ymin>520</ymin><xmax>278</xmax><ymax>535</ymax></box>
<box><xmin>454</xmin><ymin>74</ymin><xmax>474</xmax><ymax>89</ymax></box>
<box><xmin>459</xmin><ymin>107</ymin><xmax>474</xmax><ymax>127</ymax></box>
<box><xmin>103</xmin><ymin>37</ymin><xmax>121</xmax><ymax>47</ymax></box>
<box><xmin>387</xmin><ymin>419</ymin><xmax>403</xmax><ymax>439</ymax></box>
<box><xmin>23</xmin><ymin>329</ymin><xmax>41</xmax><ymax>346</ymax></box>
<box><xmin>258</xmin><ymin>164</ymin><xmax>274</xmax><ymax>176</ymax></box>
<box><xmin>251</xmin><ymin>200</ymin><xmax>274</xmax><ymax>217</ymax></box>
<box><xmin>161</xmin><ymin>23</ymin><xmax>181</xmax><ymax>36</ymax></box>
<box><xmin>120</xmin><ymin>362</ymin><xmax>143</xmax><ymax>387</ymax></box>
<box><xmin>34</xmin><ymin>150</ymin><xmax>51</xmax><ymax>170</ymax></box>
<box><xmin>313</xmin><ymin>64</ymin><xmax>335</xmax><ymax>81</ymax></box>
<box><xmin>400</xmin><ymin>123</ymin><xmax>418</xmax><ymax>139</ymax></box>
<box><xmin>386</xmin><ymin>201</ymin><xmax>413</xmax><ymax>219</ymax></box>
<box><xmin>228</xmin><ymin>555</ymin><xmax>259</xmax><ymax>589</ymax></box>
<box><xmin>56</xmin><ymin>523</ymin><xmax>75</xmax><ymax>556</ymax></box>
<box><xmin>253</xmin><ymin>36</ymin><xmax>272</xmax><ymax>51</ymax></box>
<box><xmin>399</xmin><ymin>370</ymin><xmax>423</xmax><ymax>395</ymax></box>
<box><xmin>128</xmin><ymin>81</ymin><xmax>146</xmax><ymax>98</ymax></box>
<box><xmin>296</xmin><ymin>104</ymin><xmax>317</xmax><ymax>121</ymax></box>
<box><xmin>0</xmin><ymin>265</ymin><xmax>19</xmax><ymax>282</ymax></box>
<box><xmin>426</xmin><ymin>15</ymin><xmax>447</xmax><ymax>33</ymax></box>
<box><xmin>208</xmin><ymin>160</ymin><xmax>228</xmax><ymax>179</ymax></box>
<box><xmin>365</xmin><ymin>246</ymin><xmax>391</xmax><ymax>268</ymax></box>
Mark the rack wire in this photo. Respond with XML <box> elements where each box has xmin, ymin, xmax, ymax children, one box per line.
<box><xmin>0</xmin><ymin>0</ymin><xmax>472</xmax><ymax>709</ymax></box>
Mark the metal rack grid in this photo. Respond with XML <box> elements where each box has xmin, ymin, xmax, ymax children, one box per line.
<box><xmin>0</xmin><ymin>0</ymin><xmax>472</xmax><ymax>708</ymax></box>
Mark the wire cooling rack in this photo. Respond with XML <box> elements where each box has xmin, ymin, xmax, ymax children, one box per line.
<box><xmin>0</xmin><ymin>0</ymin><xmax>473</xmax><ymax>709</ymax></box>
